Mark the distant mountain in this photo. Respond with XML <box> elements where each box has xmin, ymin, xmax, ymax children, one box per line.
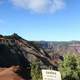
<box><xmin>36</xmin><ymin>41</ymin><xmax>80</xmax><ymax>55</ymax></box>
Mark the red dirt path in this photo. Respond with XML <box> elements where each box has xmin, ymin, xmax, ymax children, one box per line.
<box><xmin>0</xmin><ymin>66</ymin><xmax>24</xmax><ymax>80</ymax></box>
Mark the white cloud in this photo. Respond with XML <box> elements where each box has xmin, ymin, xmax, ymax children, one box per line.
<box><xmin>11</xmin><ymin>0</ymin><xmax>65</xmax><ymax>14</ymax></box>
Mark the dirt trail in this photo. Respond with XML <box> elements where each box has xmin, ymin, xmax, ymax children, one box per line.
<box><xmin>0</xmin><ymin>66</ymin><xmax>24</xmax><ymax>80</ymax></box>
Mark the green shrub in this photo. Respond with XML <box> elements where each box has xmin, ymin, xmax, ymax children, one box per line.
<box><xmin>59</xmin><ymin>54</ymin><xmax>80</xmax><ymax>80</ymax></box>
<box><xmin>31</xmin><ymin>61</ymin><xmax>42</xmax><ymax>80</ymax></box>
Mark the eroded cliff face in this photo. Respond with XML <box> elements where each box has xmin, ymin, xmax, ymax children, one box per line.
<box><xmin>36</xmin><ymin>41</ymin><xmax>80</xmax><ymax>55</ymax></box>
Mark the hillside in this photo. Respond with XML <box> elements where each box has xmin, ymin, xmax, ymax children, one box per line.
<box><xmin>0</xmin><ymin>33</ymin><xmax>62</xmax><ymax>80</ymax></box>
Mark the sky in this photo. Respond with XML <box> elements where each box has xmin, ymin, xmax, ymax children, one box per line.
<box><xmin>0</xmin><ymin>0</ymin><xmax>80</xmax><ymax>41</ymax></box>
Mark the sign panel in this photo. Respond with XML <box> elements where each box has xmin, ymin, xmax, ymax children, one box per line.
<box><xmin>42</xmin><ymin>70</ymin><xmax>61</xmax><ymax>80</ymax></box>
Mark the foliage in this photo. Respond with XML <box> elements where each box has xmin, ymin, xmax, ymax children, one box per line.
<box><xmin>59</xmin><ymin>54</ymin><xmax>80</xmax><ymax>80</ymax></box>
<box><xmin>31</xmin><ymin>61</ymin><xmax>42</xmax><ymax>80</ymax></box>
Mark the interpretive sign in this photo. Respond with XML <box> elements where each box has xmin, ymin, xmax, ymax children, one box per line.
<box><xmin>42</xmin><ymin>70</ymin><xmax>61</xmax><ymax>80</ymax></box>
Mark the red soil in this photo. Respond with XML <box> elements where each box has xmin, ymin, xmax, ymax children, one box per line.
<box><xmin>0</xmin><ymin>66</ymin><xmax>24</xmax><ymax>80</ymax></box>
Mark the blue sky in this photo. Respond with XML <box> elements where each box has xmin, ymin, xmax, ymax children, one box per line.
<box><xmin>0</xmin><ymin>0</ymin><xmax>80</xmax><ymax>41</ymax></box>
